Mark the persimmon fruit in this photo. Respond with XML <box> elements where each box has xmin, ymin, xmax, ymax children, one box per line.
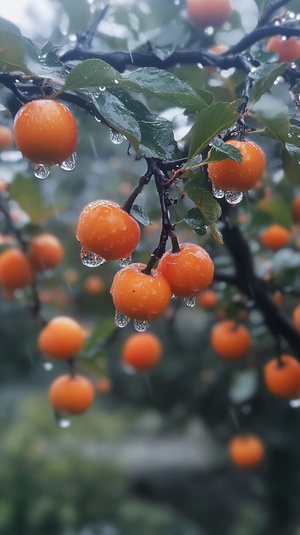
<box><xmin>121</xmin><ymin>332</ymin><xmax>162</xmax><ymax>371</ymax></box>
<box><xmin>186</xmin><ymin>0</ymin><xmax>232</xmax><ymax>29</ymax></box>
<box><xmin>210</xmin><ymin>320</ymin><xmax>251</xmax><ymax>360</ymax></box>
<box><xmin>49</xmin><ymin>374</ymin><xmax>95</xmax><ymax>415</ymax></box>
<box><xmin>264</xmin><ymin>355</ymin><xmax>300</xmax><ymax>399</ymax></box>
<box><xmin>38</xmin><ymin>316</ymin><xmax>85</xmax><ymax>359</ymax></box>
<box><xmin>228</xmin><ymin>434</ymin><xmax>265</xmax><ymax>468</ymax></box>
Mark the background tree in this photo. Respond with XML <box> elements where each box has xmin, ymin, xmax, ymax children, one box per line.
<box><xmin>0</xmin><ymin>0</ymin><xmax>300</xmax><ymax>534</ymax></box>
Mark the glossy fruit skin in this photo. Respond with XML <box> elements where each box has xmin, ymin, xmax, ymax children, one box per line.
<box><xmin>122</xmin><ymin>332</ymin><xmax>162</xmax><ymax>371</ymax></box>
<box><xmin>0</xmin><ymin>247</ymin><xmax>33</xmax><ymax>290</ymax></box>
<box><xmin>28</xmin><ymin>233</ymin><xmax>64</xmax><ymax>271</ymax></box>
<box><xmin>266</xmin><ymin>36</ymin><xmax>300</xmax><ymax>63</ymax></box>
<box><xmin>110</xmin><ymin>263</ymin><xmax>172</xmax><ymax>321</ymax></box>
<box><xmin>38</xmin><ymin>316</ymin><xmax>85</xmax><ymax>359</ymax></box>
<box><xmin>49</xmin><ymin>374</ymin><xmax>95</xmax><ymax>415</ymax></box>
<box><xmin>0</xmin><ymin>125</ymin><xmax>13</xmax><ymax>150</ymax></box>
<box><xmin>207</xmin><ymin>140</ymin><xmax>266</xmax><ymax>192</ymax></box>
<box><xmin>260</xmin><ymin>224</ymin><xmax>290</xmax><ymax>251</ymax></box>
<box><xmin>76</xmin><ymin>200</ymin><xmax>141</xmax><ymax>261</ymax></box>
<box><xmin>158</xmin><ymin>243</ymin><xmax>214</xmax><ymax>298</ymax></box>
<box><xmin>263</xmin><ymin>355</ymin><xmax>300</xmax><ymax>399</ymax></box>
<box><xmin>228</xmin><ymin>434</ymin><xmax>265</xmax><ymax>468</ymax></box>
<box><xmin>210</xmin><ymin>320</ymin><xmax>251</xmax><ymax>360</ymax></box>
<box><xmin>13</xmin><ymin>99</ymin><xmax>78</xmax><ymax>165</ymax></box>
<box><xmin>186</xmin><ymin>0</ymin><xmax>232</xmax><ymax>29</ymax></box>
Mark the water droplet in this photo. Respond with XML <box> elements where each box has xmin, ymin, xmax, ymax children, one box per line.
<box><xmin>133</xmin><ymin>319</ymin><xmax>150</xmax><ymax>332</ymax></box>
<box><xmin>55</xmin><ymin>412</ymin><xmax>71</xmax><ymax>428</ymax></box>
<box><xmin>115</xmin><ymin>310</ymin><xmax>130</xmax><ymax>328</ymax></box>
<box><xmin>212</xmin><ymin>184</ymin><xmax>225</xmax><ymax>199</ymax></box>
<box><xmin>60</xmin><ymin>152</ymin><xmax>77</xmax><ymax>171</ymax></box>
<box><xmin>80</xmin><ymin>248</ymin><xmax>106</xmax><ymax>267</ymax></box>
<box><xmin>183</xmin><ymin>296</ymin><xmax>196</xmax><ymax>307</ymax></box>
<box><xmin>43</xmin><ymin>361</ymin><xmax>53</xmax><ymax>371</ymax></box>
<box><xmin>224</xmin><ymin>190</ymin><xmax>243</xmax><ymax>205</ymax></box>
<box><xmin>119</xmin><ymin>255</ymin><xmax>132</xmax><ymax>267</ymax></box>
<box><xmin>113</xmin><ymin>79</ymin><xmax>119</xmax><ymax>84</ymax></box>
<box><xmin>33</xmin><ymin>163</ymin><xmax>51</xmax><ymax>179</ymax></box>
<box><xmin>99</xmin><ymin>86</ymin><xmax>106</xmax><ymax>92</ymax></box>
<box><xmin>109</xmin><ymin>129</ymin><xmax>125</xmax><ymax>145</ymax></box>
<box><xmin>289</xmin><ymin>398</ymin><xmax>300</xmax><ymax>408</ymax></box>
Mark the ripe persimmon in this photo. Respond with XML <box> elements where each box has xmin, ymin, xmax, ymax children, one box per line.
<box><xmin>260</xmin><ymin>224</ymin><xmax>290</xmax><ymax>251</ymax></box>
<box><xmin>228</xmin><ymin>434</ymin><xmax>265</xmax><ymax>468</ymax></box>
<box><xmin>76</xmin><ymin>200</ymin><xmax>140</xmax><ymax>261</ymax></box>
<box><xmin>84</xmin><ymin>275</ymin><xmax>104</xmax><ymax>294</ymax></box>
<box><xmin>210</xmin><ymin>320</ymin><xmax>251</xmax><ymax>360</ymax></box>
<box><xmin>49</xmin><ymin>374</ymin><xmax>95</xmax><ymax>415</ymax></box>
<box><xmin>157</xmin><ymin>243</ymin><xmax>214</xmax><ymax>298</ymax></box>
<box><xmin>110</xmin><ymin>263</ymin><xmax>172</xmax><ymax>322</ymax></box>
<box><xmin>207</xmin><ymin>139</ymin><xmax>266</xmax><ymax>192</ymax></box>
<box><xmin>13</xmin><ymin>99</ymin><xmax>78</xmax><ymax>166</ymax></box>
<box><xmin>28</xmin><ymin>233</ymin><xmax>64</xmax><ymax>271</ymax></box>
<box><xmin>38</xmin><ymin>316</ymin><xmax>85</xmax><ymax>359</ymax></box>
<box><xmin>292</xmin><ymin>196</ymin><xmax>300</xmax><ymax>223</ymax></box>
<box><xmin>197</xmin><ymin>289</ymin><xmax>218</xmax><ymax>309</ymax></box>
<box><xmin>186</xmin><ymin>0</ymin><xmax>232</xmax><ymax>29</ymax></box>
<box><xmin>293</xmin><ymin>304</ymin><xmax>300</xmax><ymax>331</ymax></box>
<box><xmin>264</xmin><ymin>354</ymin><xmax>300</xmax><ymax>399</ymax></box>
<box><xmin>0</xmin><ymin>125</ymin><xmax>13</xmax><ymax>150</ymax></box>
<box><xmin>121</xmin><ymin>332</ymin><xmax>162</xmax><ymax>371</ymax></box>
<box><xmin>266</xmin><ymin>36</ymin><xmax>300</xmax><ymax>63</ymax></box>
<box><xmin>0</xmin><ymin>247</ymin><xmax>33</xmax><ymax>291</ymax></box>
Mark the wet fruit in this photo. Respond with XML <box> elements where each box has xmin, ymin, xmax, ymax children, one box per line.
<box><xmin>210</xmin><ymin>320</ymin><xmax>251</xmax><ymax>360</ymax></box>
<box><xmin>260</xmin><ymin>224</ymin><xmax>290</xmax><ymax>251</ymax></box>
<box><xmin>0</xmin><ymin>247</ymin><xmax>33</xmax><ymax>291</ymax></box>
<box><xmin>266</xmin><ymin>36</ymin><xmax>300</xmax><ymax>63</ymax></box>
<box><xmin>121</xmin><ymin>332</ymin><xmax>162</xmax><ymax>371</ymax></box>
<box><xmin>228</xmin><ymin>434</ymin><xmax>265</xmax><ymax>468</ymax></box>
<box><xmin>186</xmin><ymin>0</ymin><xmax>232</xmax><ymax>29</ymax></box>
<box><xmin>38</xmin><ymin>316</ymin><xmax>85</xmax><ymax>359</ymax></box>
<box><xmin>263</xmin><ymin>354</ymin><xmax>300</xmax><ymax>399</ymax></box>
<box><xmin>28</xmin><ymin>233</ymin><xmax>64</xmax><ymax>271</ymax></box>
<box><xmin>49</xmin><ymin>374</ymin><xmax>95</xmax><ymax>414</ymax></box>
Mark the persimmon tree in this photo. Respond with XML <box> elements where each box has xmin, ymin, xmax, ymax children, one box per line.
<box><xmin>1</xmin><ymin>0</ymin><xmax>300</xmax><ymax>533</ymax></box>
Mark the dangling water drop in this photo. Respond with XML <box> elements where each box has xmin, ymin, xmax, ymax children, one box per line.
<box><xmin>109</xmin><ymin>129</ymin><xmax>125</xmax><ymax>145</ymax></box>
<box><xmin>60</xmin><ymin>152</ymin><xmax>77</xmax><ymax>171</ymax></box>
<box><xmin>55</xmin><ymin>413</ymin><xmax>71</xmax><ymax>428</ymax></box>
<box><xmin>119</xmin><ymin>255</ymin><xmax>132</xmax><ymax>267</ymax></box>
<box><xmin>80</xmin><ymin>248</ymin><xmax>106</xmax><ymax>267</ymax></box>
<box><xmin>99</xmin><ymin>86</ymin><xmax>106</xmax><ymax>92</ymax></box>
<box><xmin>115</xmin><ymin>310</ymin><xmax>130</xmax><ymax>328</ymax></box>
<box><xmin>183</xmin><ymin>296</ymin><xmax>197</xmax><ymax>307</ymax></box>
<box><xmin>43</xmin><ymin>361</ymin><xmax>53</xmax><ymax>371</ymax></box>
<box><xmin>133</xmin><ymin>319</ymin><xmax>150</xmax><ymax>332</ymax></box>
<box><xmin>212</xmin><ymin>185</ymin><xmax>225</xmax><ymax>199</ymax></box>
<box><xmin>33</xmin><ymin>163</ymin><xmax>51</xmax><ymax>179</ymax></box>
<box><xmin>224</xmin><ymin>190</ymin><xmax>243</xmax><ymax>205</ymax></box>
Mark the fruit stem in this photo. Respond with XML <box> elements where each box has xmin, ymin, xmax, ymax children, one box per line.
<box><xmin>67</xmin><ymin>357</ymin><xmax>76</xmax><ymax>379</ymax></box>
<box><xmin>141</xmin><ymin>254</ymin><xmax>158</xmax><ymax>275</ymax></box>
<box><xmin>122</xmin><ymin>162</ymin><xmax>154</xmax><ymax>214</ymax></box>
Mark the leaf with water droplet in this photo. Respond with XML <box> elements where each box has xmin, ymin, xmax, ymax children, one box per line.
<box><xmin>184</xmin><ymin>180</ymin><xmax>223</xmax><ymax>245</ymax></box>
<box><xmin>184</xmin><ymin>207</ymin><xmax>208</xmax><ymax>235</ymax></box>
<box><xmin>130</xmin><ymin>204</ymin><xmax>152</xmax><ymax>226</ymax></box>
<box><xmin>204</xmin><ymin>137</ymin><xmax>242</xmax><ymax>164</ymax></box>
<box><xmin>251</xmin><ymin>63</ymin><xmax>287</xmax><ymax>106</ymax></box>
<box><xmin>109</xmin><ymin>129</ymin><xmax>125</xmax><ymax>145</ymax></box>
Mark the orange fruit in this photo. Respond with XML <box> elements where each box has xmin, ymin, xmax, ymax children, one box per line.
<box><xmin>84</xmin><ymin>275</ymin><xmax>104</xmax><ymax>294</ymax></box>
<box><xmin>0</xmin><ymin>247</ymin><xmax>33</xmax><ymax>291</ymax></box>
<box><xmin>76</xmin><ymin>200</ymin><xmax>140</xmax><ymax>261</ymax></box>
<box><xmin>110</xmin><ymin>263</ymin><xmax>172</xmax><ymax>321</ymax></box>
<box><xmin>266</xmin><ymin>36</ymin><xmax>300</xmax><ymax>63</ymax></box>
<box><xmin>260</xmin><ymin>224</ymin><xmax>290</xmax><ymax>251</ymax></box>
<box><xmin>210</xmin><ymin>320</ymin><xmax>251</xmax><ymax>360</ymax></box>
<box><xmin>49</xmin><ymin>374</ymin><xmax>95</xmax><ymax>414</ymax></box>
<box><xmin>293</xmin><ymin>304</ymin><xmax>300</xmax><ymax>331</ymax></box>
<box><xmin>207</xmin><ymin>139</ymin><xmax>266</xmax><ymax>192</ymax></box>
<box><xmin>121</xmin><ymin>332</ymin><xmax>162</xmax><ymax>371</ymax></box>
<box><xmin>96</xmin><ymin>377</ymin><xmax>112</xmax><ymax>394</ymax></box>
<box><xmin>38</xmin><ymin>316</ymin><xmax>85</xmax><ymax>359</ymax></box>
<box><xmin>197</xmin><ymin>289</ymin><xmax>218</xmax><ymax>308</ymax></box>
<box><xmin>228</xmin><ymin>434</ymin><xmax>265</xmax><ymax>468</ymax></box>
<box><xmin>13</xmin><ymin>99</ymin><xmax>78</xmax><ymax>165</ymax></box>
<box><xmin>28</xmin><ymin>233</ymin><xmax>64</xmax><ymax>271</ymax></box>
<box><xmin>263</xmin><ymin>354</ymin><xmax>300</xmax><ymax>399</ymax></box>
<box><xmin>292</xmin><ymin>196</ymin><xmax>300</xmax><ymax>223</ymax></box>
<box><xmin>157</xmin><ymin>243</ymin><xmax>214</xmax><ymax>298</ymax></box>
<box><xmin>0</xmin><ymin>125</ymin><xmax>13</xmax><ymax>150</ymax></box>
<box><xmin>186</xmin><ymin>0</ymin><xmax>232</xmax><ymax>29</ymax></box>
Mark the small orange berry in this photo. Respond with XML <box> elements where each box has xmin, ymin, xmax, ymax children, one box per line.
<box><xmin>28</xmin><ymin>233</ymin><xmax>64</xmax><ymax>271</ymax></box>
<box><xmin>264</xmin><ymin>355</ymin><xmax>300</xmax><ymax>399</ymax></box>
<box><xmin>110</xmin><ymin>263</ymin><xmax>172</xmax><ymax>322</ymax></box>
<box><xmin>292</xmin><ymin>196</ymin><xmax>300</xmax><ymax>223</ymax></box>
<box><xmin>157</xmin><ymin>243</ymin><xmax>214</xmax><ymax>298</ymax></box>
<box><xmin>260</xmin><ymin>224</ymin><xmax>290</xmax><ymax>251</ymax></box>
<box><xmin>13</xmin><ymin>99</ymin><xmax>78</xmax><ymax>165</ymax></box>
<box><xmin>266</xmin><ymin>36</ymin><xmax>300</xmax><ymax>63</ymax></box>
<box><xmin>0</xmin><ymin>125</ymin><xmax>13</xmax><ymax>150</ymax></box>
<box><xmin>228</xmin><ymin>434</ymin><xmax>265</xmax><ymax>468</ymax></box>
<box><xmin>96</xmin><ymin>377</ymin><xmax>112</xmax><ymax>394</ymax></box>
<box><xmin>210</xmin><ymin>320</ymin><xmax>251</xmax><ymax>360</ymax></box>
<box><xmin>197</xmin><ymin>289</ymin><xmax>218</xmax><ymax>309</ymax></box>
<box><xmin>0</xmin><ymin>247</ymin><xmax>33</xmax><ymax>291</ymax></box>
<box><xmin>76</xmin><ymin>200</ymin><xmax>140</xmax><ymax>261</ymax></box>
<box><xmin>121</xmin><ymin>332</ymin><xmax>162</xmax><ymax>371</ymax></box>
<box><xmin>186</xmin><ymin>0</ymin><xmax>232</xmax><ymax>29</ymax></box>
<box><xmin>293</xmin><ymin>304</ymin><xmax>300</xmax><ymax>331</ymax></box>
<box><xmin>38</xmin><ymin>316</ymin><xmax>85</xmax><ymax>359</ymax></box>
<box><xmin>207</xmin><ymin>140</ymin><xmax>266</xmax><ymax>192</ymax></box>
<box><xmin>84</xmin><ymin>275</ymin><xmax>104</xmax><ymax>294</ymax></box>
<box><xmin>49</xmin><ymin>374</ymin><xmax>95</xmax><ymax>415</ymax></box>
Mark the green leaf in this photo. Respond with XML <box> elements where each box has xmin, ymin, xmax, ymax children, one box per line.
<box><xmin>203</xmin><ymin>137</ymin><xmax>242</xmax><ymax>164</ymax></box>
<box><xmin>251</xmin><ymin>63</ymin><xmax>287</xmax><ymax>105</ymax></box>
<box><xmin>184</xmin><ymin>207</ymin><xmax>208</xmax><ymax>235</ymax></box>
<box><xmin>131</xmin><ymin>204</ymin><xmax>152</xmax><ymax>226</ymax></box>
<box><xmin>91</xmin><ymin>92</ymin><xmax>141</xmax><ymax>151</ymax></box>
<box><xmin>184</xmin><ymin>181</ymin><xmax>223</xmax><ymax>244</ymax></box>
<box><xmin>257</xmin><ymin>198</ymin><xmax>293</xmax><ymax>229</ymax></box>
<box><xmin>187</xmin><ymin>102</ymin><xmax>240</xmax><ymax>163</ymax></box>
<box><xmin>9</xmin><ymin>174</ymin><xmax>64</xmax><ymax>224</ymax></box>
<box><xmin>254</xmin><ymin>109</ymin><xmax>290</xmax><ymax>143</ymax></box>
<box><xmin>61</xmin><ymin>58</ymin><xmax>122</xmax><ymax>92</ymax></box>
<box><xmin>285</xmin><ymin>118</ymin><xmax>300</xmax><ymax>165</ymax></box>
<box><xmin>0</xmin><ymin>31</ymin><xmax>41</xmax><ymax>74</ymax></box>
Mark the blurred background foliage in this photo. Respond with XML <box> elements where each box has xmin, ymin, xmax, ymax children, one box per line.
<box><xmin>0</xmin><ymin>0</ymin><xmax>300</xmax><ymax>534</ymax></box>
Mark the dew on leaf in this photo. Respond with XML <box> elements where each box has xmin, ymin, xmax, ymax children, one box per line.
<box><xmin>109</xmin><ymin>129</ymin><xmax>125</xmax><ymax>145</ymax></box>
